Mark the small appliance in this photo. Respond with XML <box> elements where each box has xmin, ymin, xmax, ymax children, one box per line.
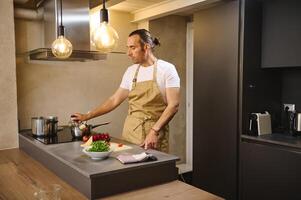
<box><xmin>282</xmin><ymin>110</ymin><xmax>301</xmax><ymax>135</ymax></box>
<box><xmin>249</xmin><ymin>111</ymin><xmax>272</xmax><ymax>135</ymax></box>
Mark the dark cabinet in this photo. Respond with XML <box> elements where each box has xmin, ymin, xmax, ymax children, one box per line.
<box><xmin>240</xmin><ymin>142</ymin><xmax>301</xmax><ymax>200</ymax></box>
<box><xmin>241</xmin><ymin>0</ymin><xmax>301</xmax><ymax>133</ymax></box>
<box><xmin>193</xmin><ymin>0</ymin><xmax>301</xmax><ymax>199</ymax></box>
<box><xmin>261</xmin><ymin>0</ymin><xmax>301</xmax><ymax>68</ymax></box>
<box><xmin>241</xmin><ymin>0</ymin><xmax>282</xmax><ymax>134</ymax></box>
<box><xmin>192</xmin><ymin>1</ymin><xmax>239</xmax><ymax>199</ymax></box>
<box><xmin>243</xmin><ymin>0</ymin><xmax>301</xmax><ymax>68</ymax></box>
<box><xmin>240</xmin><ymin>0</ymin><xmax>301</xmax><ymax>199</ymax></box>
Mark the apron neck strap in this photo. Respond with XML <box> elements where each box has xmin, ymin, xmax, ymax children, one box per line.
<box><xmin>153</xmin><ymin>59</ymin><xmax>158</xmax><ymax>81</ymax></box>
<box><xmin>132</xmin><ymin>65</ymin><xmax>141</xmax><ymax>88</ymax></box>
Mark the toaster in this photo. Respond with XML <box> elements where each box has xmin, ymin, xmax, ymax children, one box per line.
<box><xmin>249</xmin><ymin>111</ymin><xmax>272</xmax><ymax>135</ymax></box>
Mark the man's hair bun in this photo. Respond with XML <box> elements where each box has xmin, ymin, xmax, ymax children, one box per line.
<box><xmin>153</xmin><ymin>37</ymin><xmax>160</xmax><ymax>46</ymax></box>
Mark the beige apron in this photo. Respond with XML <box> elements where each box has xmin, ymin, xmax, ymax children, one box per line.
<box><xmin>122</xmin><ymin>61</ymin><xmax>169</xmax><ymax>152</ymax></box>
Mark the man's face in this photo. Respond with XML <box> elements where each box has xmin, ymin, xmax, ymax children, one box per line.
<box><xmin>127</xmin><ymin>35</ymin><xmax>147</xmax><ymax>64</ymax></box>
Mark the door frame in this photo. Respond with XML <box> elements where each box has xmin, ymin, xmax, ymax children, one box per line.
<box><xmin>178</xmin><ymin>21</ymin><xmax>194</xmax><ymax>173</ymax></box>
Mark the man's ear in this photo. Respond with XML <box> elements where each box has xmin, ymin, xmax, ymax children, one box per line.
<box><xmin>144</xmin><ymin>43</ymin><xmax>151</xmax><ymax>51</ymax></box>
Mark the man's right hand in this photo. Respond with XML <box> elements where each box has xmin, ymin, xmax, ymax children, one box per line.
<box><xmin>71</xmin><ymin>113</ymin><xmax>89</xmax><ymax>122</ymax></box>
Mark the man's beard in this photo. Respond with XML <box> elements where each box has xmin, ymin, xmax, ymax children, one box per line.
<box><xmin>131</xmin><ymin>58</ymin><xmax>140</xmax><ymax>64</ymax></box>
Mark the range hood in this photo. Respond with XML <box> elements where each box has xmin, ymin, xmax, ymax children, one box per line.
<box><xmin>27</xmin><ymin>0</ymin><xmax>107</xmax><ymax>61</ymax></box>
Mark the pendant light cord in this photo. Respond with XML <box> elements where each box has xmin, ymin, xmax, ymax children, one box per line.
<box><xmin>56</xmin><ymin>0</ymin><xmax>64</xmax><ymax>36</ymax></box>
<box><xmin>60</xmin><ymin>0</ymin><xmax>63</xmax><ymax>26</ymax></box>
<box><xmin>100</xmin><ymin>0</ymin><xmax>108</xmax><ymax>23</ymax></box>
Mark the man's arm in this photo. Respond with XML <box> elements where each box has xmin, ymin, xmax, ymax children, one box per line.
<box><xmin>141</xmin><ymin>87</ymin><xmax>180</xmax><ymax>149</ymax></box>
<box><xmin>72</xmin><ymin>87</ymin><xmax>129</xmax><ymax>121</ymax></box>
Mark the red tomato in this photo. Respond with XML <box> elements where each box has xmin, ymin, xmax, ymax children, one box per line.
<box><xmin>82</xmin><ymin>135</ymin><xmax>90</xmax><ymax>142</ymax></box>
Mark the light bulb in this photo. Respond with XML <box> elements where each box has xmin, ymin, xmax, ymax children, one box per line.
<box><xmin>51</xmin><ymin>35</ymin><xmax>73</xmax><ymax>59</ymax></box>
<box><xmin>91</xmin><ymin>21</ymin><xmax>119</xmax><ymax>53</ymax></box>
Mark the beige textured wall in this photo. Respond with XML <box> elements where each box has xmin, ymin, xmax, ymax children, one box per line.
<box><xmin>149</xmin><ymin>15</ymin><xmax>187</xmax><ymax>163</ymax></box>
<box><xmin>109</xmin><ymin>10</ymin><xmax>135</xmax><ymax>53</ymax></box>
<box><xmin>137</xmin><ymin>20</ymin><xmax>149</xmax><ymax>30</ymax></box>
<box><xmin>0</xmin><ymin>0</ymin><xmax>18</xmax><ymax>149</ymax></box>
<box><xmin>15</xmin><ymin>19</ymin><xmax>44</xmax><ymax>54</ymax></box>
<box><xmin>15</xmin><ymin>10</ymin><xmax>137</xmax><ymax>138</ymax></box>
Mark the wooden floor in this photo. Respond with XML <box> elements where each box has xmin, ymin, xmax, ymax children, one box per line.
<box><xmin>0</xmin><ymin>148</ymin><xmax>223</xmax><ymax>200</ymax></box>
<box><xmin>0</xmin><ymin>148</ymin><xmax>86</xmax><ymax>200</ymax></box>
<box><xmin>103</xmin><ymin>180</ymin><xmax>223</xmax><ymax>200</ymax></box>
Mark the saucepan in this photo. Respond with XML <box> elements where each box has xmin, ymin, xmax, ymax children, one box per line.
<box><xmin>31</xmin><ymin>116</ymin><xmax>60</xmax><ymax>137</ymax></box>
<box><xmin>69</xmin><ymin>121</ymin><xmax>110</xmax><ymax>138</ymax></box>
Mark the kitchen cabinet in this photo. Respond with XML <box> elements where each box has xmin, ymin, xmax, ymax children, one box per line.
<box><xmin>241</xmin><ymin>0</ymin><xmax>282</xmax><ymax>135</ymax></box>
<box><xmin>192</xmin><ymin>1</ymin><xmax>239</xmax><ymax>199</ymax></box>
<box><xmin>242</xmin><ymin>0</ymin><xmax>301</xmax><ymax>68</ymax></box>
<box><xmin>261</xmin><ymin>0</ymin><xmax>301</xmax><ymax>68</ymax></box>
<box><xmin>240</xmin><ymin>0</ymin><xmax>301</xmax><ymax>199</ymax></box>
<box><xmin>241</xmin><ymin>0</ymin><xmax>301</xmax><ymax>136</ymax></box>
<box><xmin>240</xmin><ymin>141</ymin><xmax>301</xmax><ymax>200</ymax></box>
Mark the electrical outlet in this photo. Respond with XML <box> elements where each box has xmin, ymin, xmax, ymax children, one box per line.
<box><xmin>283</xmin><ymin>104</ymin><xmax>295</xmax><ymax>111</ymax></box>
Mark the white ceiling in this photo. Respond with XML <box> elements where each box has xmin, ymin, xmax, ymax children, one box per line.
<box><xmin>109</xmin><ymin>0</ymin><xmax>168</xmax><ymax>13</ymax></box>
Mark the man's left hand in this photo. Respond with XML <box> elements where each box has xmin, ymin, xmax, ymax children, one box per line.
<box><xmin>140</xmin><ymin>129</ymin><xmax>159</xmax><ymax>150</ymax></box>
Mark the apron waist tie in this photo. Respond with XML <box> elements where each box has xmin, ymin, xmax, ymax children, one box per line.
<box><xmin>132</xmin><ymin>116</ymin><xmax>157</xmax><ymax>131</ymax></box>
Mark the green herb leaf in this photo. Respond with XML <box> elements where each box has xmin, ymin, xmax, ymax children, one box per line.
<box><xmin>88</xmin><ymin>140</ymin><xmax>109</xmax><ymax>152</ymax></box>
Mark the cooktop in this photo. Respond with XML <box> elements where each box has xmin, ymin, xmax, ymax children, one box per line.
<box><xmin>22</xmin><ymin>126</ymin><xmax>81</xmax><ymax>145</ymax></box>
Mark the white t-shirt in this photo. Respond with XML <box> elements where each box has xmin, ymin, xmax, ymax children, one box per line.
<box><xmin>120</xmin><ymin>59</ymin><xmax>180</xmax><ymax>102</ymax></box>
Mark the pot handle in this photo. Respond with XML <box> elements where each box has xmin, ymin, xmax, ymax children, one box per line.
<box><xmin>91</xmin><ymin>122</ymin><xmax>110</xmax><ymax>129</ymax></box>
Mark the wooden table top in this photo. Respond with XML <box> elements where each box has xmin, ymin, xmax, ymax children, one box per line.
<box><xmin>0</xmin><ymin>148</ymin><xmax>223</xmax><ymax>200</ymax></box>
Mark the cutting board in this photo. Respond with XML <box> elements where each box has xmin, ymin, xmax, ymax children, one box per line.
<box><xmin>110</xmin><ymin>142</ymin><xmax>132</xmax><ymax>152</ymax></box>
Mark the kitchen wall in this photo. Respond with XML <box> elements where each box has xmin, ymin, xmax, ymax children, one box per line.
<box><xmin>138</xmin><ymin>21</ymin><xmax>149</xmax><ymax>30</ymax></box>
<box><xmin>149</xmin><ymin>15</ymin><xmax>187</xmax><ymax>163</ymax></box>
<box><xmin>15</xmin><ymin>10</ymin><xmax>136</xmax><ymax>138</ymax></box>
<box><xmin>0</xmin><ymin>0</ymin><xmax>18</xmax><ymax>150</ymax></box>
<box><xmin>282</xmin><ymin>69</ymin><xmax>301</xmax><ymax>110</ymax></box>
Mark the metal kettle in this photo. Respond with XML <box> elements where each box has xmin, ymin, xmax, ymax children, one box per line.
<box><xmin>294</xmin><ymin>113</ymin><xmax>301</xmax><ymax>133</ymax></box>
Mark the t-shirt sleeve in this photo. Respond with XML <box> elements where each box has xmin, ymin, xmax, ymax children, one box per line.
<box><xmin>120</xmin><ymin>68</ymin><xmax>131</xmax><ymax>90</ymax></box>
<box><xmin>165</xmin><ymin>64</ymin><xmax>180</xmax><ymax>88</ymax></box>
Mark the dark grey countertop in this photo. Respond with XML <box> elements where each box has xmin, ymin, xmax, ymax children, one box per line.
<box><xmin>241</xmin><ymin>133</ymin><xmax>301</xmax><ymax>151</ymax></box>
<box><xmin>19</xmin><ymin>131</ymin><xmax>179</xmax><ymax>179</ymax></box>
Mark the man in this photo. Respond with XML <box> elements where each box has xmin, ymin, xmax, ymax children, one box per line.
<box><xmin>72</xmin><ymin>29</ymin><xmax>180</xmax><ymax>152</ymax></box>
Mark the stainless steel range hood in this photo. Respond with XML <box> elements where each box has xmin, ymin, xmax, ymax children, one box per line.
<box><xmin>27</xmin><ymin>0</ymin><xmax>106</xmax><ymax>61</ymax></box>
<box><xmin>28</xmin><ymin>48</ymin><xmax>106</xmax><ymax>61</ymax></box>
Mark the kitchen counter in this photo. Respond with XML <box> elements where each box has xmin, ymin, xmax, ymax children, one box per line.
<box><xmin>241</xmin><ymin>133</ymin><xmax>301</xmax><ymax>151</ymax></box>
<box><xmin>0</xmin><ymin>148</ymin><xmax>223</xmax><ymax>200</ymax></box>
<box><xmin>19</xmin><ymin>130</ymin><xmax>179</xmax><ymax>199</ymax></box>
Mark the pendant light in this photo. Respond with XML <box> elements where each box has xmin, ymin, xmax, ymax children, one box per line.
<box><xmin>91</xmin><ymin>0</ymin><xmax>119</xmax><ymax>53</ymax></box>
<box><xmin>51</xmin><ymin>0</ymin><xmax>73</xmax><ymax>59</ymax></box>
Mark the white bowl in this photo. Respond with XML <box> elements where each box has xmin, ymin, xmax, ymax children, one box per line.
<box><xmin>82</xmin><ymin>147</ymin><xmax>112</xmax><ymax>160</ymax></box>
